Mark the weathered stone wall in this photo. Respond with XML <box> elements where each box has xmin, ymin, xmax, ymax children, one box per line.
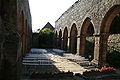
<box><xmin>108</xmin><ymin>34</ymin><xmax>120</xmax><ymax>53</ymax></box>
<box><xmin>0</xmin><ymin>0</ymin><xmax>32</xmax><ymax>79</ymax></box>
<box><xmin>17</xmin><ymin>0</ymin><xmax>32</xmax><ymax>58</ymax></box>
<box><xmin>32</xmin><ymin>33</ymin><xmax>40</xmax><ymax>48</ymax></box>
<box><xmin>55</xmin><ymin>0</ymin><xmax>120</xmax><ymax>66</ymax></box>
<box><xmin>55</xmin><ymin>0</ymin><xmax>120</xmax><ymax>34</ymax></box>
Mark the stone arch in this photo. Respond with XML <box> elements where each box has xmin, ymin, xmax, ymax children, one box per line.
<box><xmin>80</xmin><ymin>17</ymin><xmax>95</xmax><ymax>60</ymax></box>
<box><xmin>58</xmin><ymin>29</ymin><xmax>62</xmax><ymax>49</ymax></box>
<box><xmin>69</xmin><ymin>23</ymin><xmax>78</xmax><ymax>54</ymax></box>
<box><xmin>101</xmin><ymin>5</ymin><xmax>120</xmax><ymax>33</ymax></box>
<box><xmin>99</xmin><ymin>5</ymin><xmax>120</xmax><ymax>64</ymax></box>
<box><xmin>63</xmin><ymin>27</ymin><xmax>68</xmax><ymax>51</ymax></box>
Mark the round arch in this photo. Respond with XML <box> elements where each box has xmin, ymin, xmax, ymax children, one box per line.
<box><xmin>63</xmin><ymin>27</ymin><xmax>68</xmax><ymax>51</ymax></box>
<box><xmin>69</xmin><ymin>23</ymin><xmax>78</xmax><ymax>54</ymax></box>
<box><xmin>99</xmin><ymin>5</ymin><xmax>120</xmax><ymax>64</ymax></box>
<box><xmin>80</xmin><ymin>17</ymin><xmax>95</xmax><ymax>61</ymax></box>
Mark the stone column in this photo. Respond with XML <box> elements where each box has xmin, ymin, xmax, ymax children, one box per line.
<box><xmin>92</xmin><ymin>33</ymin><xmax>109</xmax><ymax>66</ymax></box>
<box><xmin>67</xmin><ymin>34</ymin><xmax>70</xmax><ymax>52</ymax></box>
<box><xmin>92</xmin><ymin>35</ymin><xmax>100</xmax><ymax>65</ymax></box>
<box><xmin>98</xmin><ymin>33</ymin><xmax>109</xmax><ymax>66</ymax></box>
<box><xmin>76</xmin><ymin>35</ymin><xmax>80</xmax><ymax>55</ymax></box>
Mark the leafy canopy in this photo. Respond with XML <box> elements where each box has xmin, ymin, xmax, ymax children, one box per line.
<box><xmin>40</xmin><ymin>28</ymin><xmax>54</xmax><ymax>34</ymax></box>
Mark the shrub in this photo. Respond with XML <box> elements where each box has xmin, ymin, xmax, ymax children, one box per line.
<box><xmin>39</xmin><ymin>28</ymin><xmax>54</xmax><ymax>48</ymax></box>
<box><xmin>107</xmin><ymin>50</ymin><xmax>120</xmax><ymax>68</ymax></box>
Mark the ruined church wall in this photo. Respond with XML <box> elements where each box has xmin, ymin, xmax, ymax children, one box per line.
<box><xmin>55</xmin><ymin>0</ymin><xmax>120</xmax><ymax>35</ymax></box>
<box><xmin>0</xmin><ymin>0</ymin><xmax>32</xmax><ymax>79</ymax></box>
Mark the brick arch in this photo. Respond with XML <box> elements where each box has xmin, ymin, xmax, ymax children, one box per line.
<box><xmin>58</xmin><ymin>29</ymin><xmax>62</xmax><ymax>49</ymax></box>
<box><xmin>69</xmin><ymin>23</ymin><xmax>78</xmax><ymax>54</ymax></box>
<box><xmin>79</xmin><ymin>17</ymin><xmax>95</xmax><ymax>59</ymax></box>
<box><xmin>99</xmin><ymin>5</ymin><xmax>120</xmax><ymax>65</ymax></box>
<box><xmin>62</xmin><ymin>27</ymin><xmax>68</xmax><ymax>51</ymax></box>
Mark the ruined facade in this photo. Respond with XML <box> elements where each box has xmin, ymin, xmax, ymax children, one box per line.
<box><xmin>0</xmin><ymin>0</ymin><xmax>32</xmax><ymax>80</ymax></box>
<box><xmin>55</xmin><ymin>0</ymin><xmax>120</xmax><ymax>66</ymax></box>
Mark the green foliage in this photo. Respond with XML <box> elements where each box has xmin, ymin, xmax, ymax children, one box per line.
<box><xmin>107</xmin><ymin>51</ymin><xmax>120</xmax><ymax>68</ymax></box>
<box><xmin>39</xmin><ymin>28</ymin><xmax>54</xmax><ymax>48</ymax></box>
<box><xmin>40</xmin><ymin>28</ymin><xmax>54</xmax><ymax>34</ymax></box>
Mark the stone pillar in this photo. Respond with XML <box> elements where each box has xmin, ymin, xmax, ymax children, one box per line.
<box><xmin>67</xmin><ymin>34</ymin><xmax>70</xmax><ymax>52</ymax></box>
<box><xmin>76</xmin><ymin>36</ymin><xmax>80</xmax><ymax>55</ymax></box>
<box><xmin>92</xmin><ymin>33</ymin><xmax>109</xmax><ymax>66</ymax></box>
<box><xmin>92</xmin><ymin>35</ymin><xmax>100</xmax><ymax>65</ymax></box>
<box><xmin>98</xmin><ymin>33</ymin><xmax>109</xmax><ymax>66</ymax></box>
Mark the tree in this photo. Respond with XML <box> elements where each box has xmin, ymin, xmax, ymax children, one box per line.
<box><xmin>39</xmin><ymin>28</ymin><xmax>54</xmax><ymax>48</ymax></box>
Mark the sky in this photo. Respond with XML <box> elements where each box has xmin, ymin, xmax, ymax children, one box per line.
<box><xmin>29</xmin><ymin>0</ymin><xmax>77</xmax><ymax>31</ymax></box>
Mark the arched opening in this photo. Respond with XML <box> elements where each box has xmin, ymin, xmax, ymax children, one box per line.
<box><xmin>100</xmin><ymin>5</ymin><xmax>120</xmax><ymax>66</ymax></box>
<box><xmin>80</xmin><ymin>18</ymin><xmax>95</xmax><ymax>61</ymax></box>
<box><xmin>69</xmin><ymin>23</ymin><xmax>77</xmax><ymax>54</ymax></box>
<box><xmin>58</xmin><ymin>29</ymin><xmax>62</xmax><ymax>49</ymax></box>
<box><xmin>63</xmin><ymin>27</ymin><xmax>68</xmax><ymax>51</ymax></box>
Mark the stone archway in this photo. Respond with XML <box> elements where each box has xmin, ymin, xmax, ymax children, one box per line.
<box><xmin>69</xmin><ymin>23</ymin><xmax>77</xmax><ymax>54</ymax></box>
<box><xmin>58</xmin><ymin>29</ymin><xmax>62</xmax><ymax>49</ymax></box>
<box><xmin>63</xmin><ymin>27</ymin><xmax>68</xmax><ymax>51</ymax></box>
<box><xmin>80</xmin><ymin>18</ymin><xmax>95</xmax><ymax>61</ymax></box>
<box><xmin>99</xmin><ymin>5</ymin><xmax>120</xmax><ymax>65</ymax></box>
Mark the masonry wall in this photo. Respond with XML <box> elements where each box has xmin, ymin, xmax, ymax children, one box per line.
<box><xmin>55</xmin><ymin>0</ymin><xmax>120</xmax><ymax>66</ymax></box>
<box><xmin>55</xmin><ymin>0</ymin><xmax>120</xmax><ymax>34</ymax></box>
<box><xmin>0</xmin><ymin>0</ymin><xmax>32</xmax><ymax>79</ymax></box>
<box><xmin>108</xmin><ymin>34</ymin><xmax>120</xmax><ymax>53</ymax></box>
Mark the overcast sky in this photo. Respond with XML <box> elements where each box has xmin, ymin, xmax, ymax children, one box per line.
<box><xmin>29</xmin><ymin>0</ymin><xmax>77</xmax><ymax>31</ymax></box>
